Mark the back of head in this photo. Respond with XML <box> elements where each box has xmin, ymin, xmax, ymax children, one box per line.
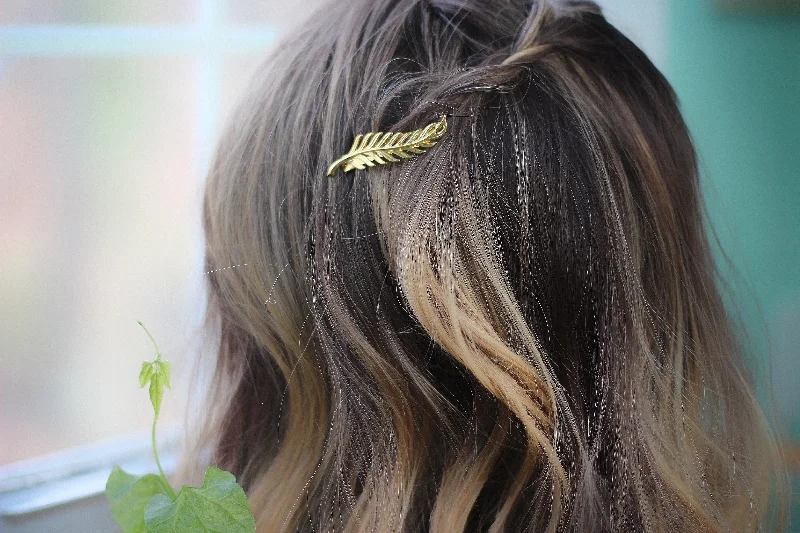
<box><xmin>198</xmin><ymin>0</ymin><xmax>787</xmax><ymax>531</ymax></box>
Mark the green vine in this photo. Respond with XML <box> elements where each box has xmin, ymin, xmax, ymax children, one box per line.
<box><xmin>105</xmin><ymin>322</ymin><xmax>256</xmax><ymax>533</ymax></box>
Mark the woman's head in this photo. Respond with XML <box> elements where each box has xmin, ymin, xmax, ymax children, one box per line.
<box><xmin>198</xmin><ymin>0</ymin><xmax>786</xmax><ymax>531</ymax></box>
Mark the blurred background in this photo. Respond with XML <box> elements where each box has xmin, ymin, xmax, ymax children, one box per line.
<box><xmin>0</xmin><ymin>0</ymin><xmax>798</xmax><ymax>525</ymax></box>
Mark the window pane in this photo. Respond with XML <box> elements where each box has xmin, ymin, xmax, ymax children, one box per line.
<box><xmin>0</xmin><ymin>57</ymin><xmax>199</xmax><ymax>465</ymax></box>
<box><xmin>0</xmin><ymin>0</ymin><xmax>195</xmax><ymax>25</ymax></box>
<box><xmin>224</xmin><ymin>0</ymin><xmax>325</xmax><ymax>26</ymax></box>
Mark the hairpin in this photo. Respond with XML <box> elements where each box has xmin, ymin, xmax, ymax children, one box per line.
<box><xmin>326</xmin><ymin>115</ymin><xmax>448</xmax><ymax>176</ymax></box>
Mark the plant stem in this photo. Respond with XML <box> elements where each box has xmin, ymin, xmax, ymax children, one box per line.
<box><xmin>138</xmin><ymin>320</ymin><xmax>175</xmax><ymax>499</ymax></box>
<box><xmin>138</xmin><ymin>320</ymin><xmax>161</xmax><ymax>359</ymax></box>
<box><xmin>152</xmin><ymin>413</ymin><xmax>177</xmax><ymax>500</ymax></box>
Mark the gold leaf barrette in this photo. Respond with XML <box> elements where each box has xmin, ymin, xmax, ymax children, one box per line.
<box><xmin>326</xmin><ymin>115</ymin><xmax>448</xmax><ymax>176</ymax></box>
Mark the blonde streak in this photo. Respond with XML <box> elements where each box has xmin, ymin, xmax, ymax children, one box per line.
<box><xmin>459</xmin><ymin>167</ymin><xmax>583</xmax><ymax>529</ymax></box>
<box><xmin>206</xmin><ymin>258</ymin><xmax>334</xmax><ymax>533</ymax></box>
<box><xmin>465</xmin><ymin>322</ymin><xmax>553</xmax><ymax>434</ymax></box>
<box><xmin>232</xmin><ymin>262</ymin><xmax>331</xmax><ymax>533</ymax></box>
<box><xmin>415</xmin><ymin>299</ymin><xmax>544</xmax><ymax>533</ymax></box>
<box><xmin>381</xmin><ymin>172</ymin><xmax>565</xmax><ymax>530</ymax></box>
<box><xmin>248</xmin><ymin>352</ymin><xmax>329</xmax><ymax>533</ymax></box>
<box><xmin>344</xmin><ymin>458</ymin><xmax>409</xmax><ymax>533</ymax></box>
<box><xmin>407</xmin><ymin>275</ymin><xmax>545</xmax><ymax>429</ymax></box>
<box><xmin>484</xmin><ymin>394</ymin><xmax>563</xmax><ymax>533</ymax></box>
<box><xmin>407</xmin><ymin>262</ymin><xmax>551</xmax><ymax>427</ymax></box>
<box><xmin>431</xmin><ymin>216</ymin><xmax>564</xmax><ymax>434</ymax></box>
<box><xmin>460</xmin><ymin>312</ymin><xmax>569</xmax><ymax>531</ymax></box>
<box><xmin>437</xmin><ymin>279</ymin><xmax>553</xmax><ymax>420</ymax></box>
<box><xmin>339</xmin><ymin>439</ymin><xmax>385</xmax><ymax>533</ymax></box>
<box><xmin>488</xmin><ymin>391</ymin><xmax>564</xmax><ymax>533</ymax></box>
<box><xmin>452</xmin><ymin>274</ymin><xmax>555</xmax><ymax>414</ymax></box>
<box><xmin>343</xmin><ymin>429</ymin><xmax>419</xmax><ymax>533</ymax></box>
<box><xmin>429</xmin><ymin>409</ymin><xmax>512</xmax><ymax>532</ymax></box>
<box><xmin>353</xmin><ymin>475</ymin><xmax>412</xmax><ymax>533</ymax></box>
<box><xmin>452</xmin><ymin>174</ymin><xmax>571</xmax><ymax>525</ymax></box>
<box><xmin>431</xmin><ymin>231</ymin><xmax>556</xmax><ymax>422</ymax></box>
<box><xmin>452</xmin><ymin>174</ymin><xmax>563</xmax><ymax>413</ymax></box>
<box><xmin>404</xmin><ymin>261</ymin><xmax>566</xmax><ymax>531</ymax></box>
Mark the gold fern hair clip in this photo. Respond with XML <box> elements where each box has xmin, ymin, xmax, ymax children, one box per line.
<box><xmin>326</xmin><ymin>115</ymin><xmax>448</xmax><ymax>176</ymax></box>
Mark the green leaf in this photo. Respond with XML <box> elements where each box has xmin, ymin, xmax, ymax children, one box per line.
<box><xmin>140</xmin><ymin>358</ymin><xmax>171</xmax><ymax>418</ymax></box>
<box><xmin>139</xmin><ymin>362</ymin><xmax>155</xmax><ymax>388</ymax></box>
<box><xmin>144</xmin><ymin>467</ymin><xmax>255</xmax><ymax>533</ymax></box>
<box><xmin>149</xmin><ymin>374</ymin><xmax>164</xmax><ymax>417</ymax></box>
<box><xmin>156</xmin><ymin>360</ymin><xmax>171</xmax><ymax>390</ymax></box>
<box><xmin>106</xmin><ymin>466</ymin><xmax>171</xmax><ymax>533</ymax></box>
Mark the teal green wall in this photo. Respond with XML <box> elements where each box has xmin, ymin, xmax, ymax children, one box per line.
<box><xmin>667</xmin><ymin>0</ymin><xmax>800</xmax><ymax>526</ymax></box>
<box><xmin>668</xmin><ymin>0</ymin><xmax>800</xmax><ymax>419</ymax></box>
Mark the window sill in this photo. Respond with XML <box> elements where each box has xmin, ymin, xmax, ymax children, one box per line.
<box><xmin>0</xmin><ymin>426</ymin><xmax>177</xmax><ymax>533</ymax></box>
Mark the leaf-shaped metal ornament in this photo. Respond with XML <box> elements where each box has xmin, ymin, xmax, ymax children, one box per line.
<box><xmin>326</xmin><ymin>115</ymin><xmax>448</xmax><ymax>176</ymax></box>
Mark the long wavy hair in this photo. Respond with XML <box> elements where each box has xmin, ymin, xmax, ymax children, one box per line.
<box><xmin>191</xmin><ymin>0</ymin><xmax>787</xmax><ymax>531</ymax></box>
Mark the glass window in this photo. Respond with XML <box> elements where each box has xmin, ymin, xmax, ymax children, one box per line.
<box><xmin>0</xmin><ymin>2</ymin><xmax>277</xmax><ymax>466</ymax></box>
<box><xmin>224</xmin><ymin>0</ymin><xmax>325</xmax><ymax>25</ymax></box>
<box><xmin>0</xmin><ymin>1</ymin><xmax>196</xmax><ymax>25</ymax></box>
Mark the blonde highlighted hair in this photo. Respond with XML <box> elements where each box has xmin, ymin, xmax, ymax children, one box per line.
<box><xmin>191</xmin><ymin>0</ymin><xmax>787</xmax><ymax>531</ymax></box>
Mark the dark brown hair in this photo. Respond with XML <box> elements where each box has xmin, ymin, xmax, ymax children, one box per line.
<box><xmin>193</xmin><ymin>1</ymin><xmax>787</xmax><ymax>531</ymax></box>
